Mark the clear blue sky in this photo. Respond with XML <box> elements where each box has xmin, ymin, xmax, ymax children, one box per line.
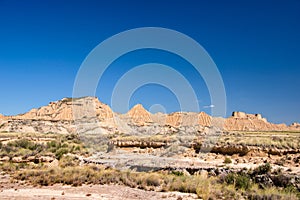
<box><xmin>0</xmin><ymin>0</ymin><xmax>299</xmax><ymax>124</ymax></box>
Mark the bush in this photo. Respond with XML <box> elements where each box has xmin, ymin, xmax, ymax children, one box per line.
<box><xmin>196</xmin><ymin>177</ymin><xmax>210</xmax><ymax>200</ymax></box>
<box><xmin>253</xmin><ymin>163</ymin><xmax>271</xmax><ymax>175</ymax></box>
<box><xmin>55</xmin><ymin>148</ymin><xmax>68</xmax><ymax>160</ymax></box>
<box><xmin>224</xmin><ymin>157</ymin><xmax>232</xmax><ymax>164</ymax></box>
<box><xmin>235</xmin><ymin>174</ymin><xmax>251</xmax><ymax>190</ymax></box>
<box><xmin>172</xmin><ymin>171</ymin><xmax>184</xmax><ymax>176</ymax></box>
<box><xmin>225</xmin><ymin>173</ymin><xmax>251</xmax><ymax>190</ymax></box>
<box><xmin>145</xmin><ymin>174</ymin><xmax>161</xmax><ymax>186</ymax></box>
<box><xmin>224</xmin><ymin>173</ymin><xmax>235</xmax><ymax>184</ymax></box>
<box><xmin>59</xmin><ymin>155</ymin><xmax>79</xmax><ymax>168</ymax></box>
<box><xmin>47</xmin><ymin>141</ymin><xmax>60</xmax><ymax>148</ymax></box>
<box><xmin>8</xmin><ymin>139</ymin><xmax>33</xmax><ymax>149</ymax></box>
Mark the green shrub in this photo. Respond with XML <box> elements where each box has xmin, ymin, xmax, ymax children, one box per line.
<box><xmin>55</xmin><ymin>148</ymin><xmax>68</xmax><ymax>160</ymax></box>
<box><xmin>235</xmin><ymin>174</ymin><xmax>251</xmax><ymax>190</ymax></box>
<box><xmin>47</xmin><ymin>141</ymin><xmax>60</xmax><ymax>148</ymax></box>
<box><xmin>224</xmin><ymin>173</ymin><xmax>235</xmax><ymax>184</ymax></box>
<box><xmin>224</xmin><ymin>157</ymin><xmax>232</xmax><ymax>164</ymax></box>
<box><xmin>253</xmin><ymin>163</ymin><xmax>271</xmax><ymax>175</ymax></box>
<box><xmin>225</xmin><ymin>173</ymin><xmax>251</xmax><ymax>190</ymax></box>
<box><xmin>283</xmin><ymin>185</ymin><xmax>300</xmax><ymax>199</ymax></box>
<box><xmin>8</xmin><ymin>139</ymin><xmax>32</xmax><ymax>149</ymax></box>
<box><xmin>172</xmin><ymin>170</ymin><xmax>184</xmax><ymax>176</ymax></box>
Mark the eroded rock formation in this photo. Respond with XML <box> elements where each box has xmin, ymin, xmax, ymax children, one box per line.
<box><xmin>224</xmin><ymin>111</ymin><xmax>291</xmax><ymax>131</ymax></box>
<box><xmin>12</xmin><ymin>97</ymin><xmax>113</xmax><ymax>122</ymax></box>
<box><xmin>0</xmin><ymin>97</ymin><xmax>299</xmax><ymax>134</ymax></box>
<box><xmin>126</xmin><ymin>104</ymin><xmax>152</xmax><ymax>125</ymax></box>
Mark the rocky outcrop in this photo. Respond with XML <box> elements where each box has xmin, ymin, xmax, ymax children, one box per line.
<box><xmin>224</xmin><ymin>112</ymin><xmax>291</xmax><ymax>131</ymax></box>
<box><xmin>198</xmin><ymin>112</ymin><xmax>212</xmax><ymax>127</ymax></box>
<box><xmin>110</xmin><ymin>140</ymin><xmax>167</xmax><ymax>148</ymax></box>
<box><xmin>166</xmin><ymin>112</ymin><xmax>202</xmax><ymax>127</ymax></box>
<box><xmin>12</xmin><ymin>97</ymin><xmax>113</xmax><ymax>122</ymax></box>
<box><xmin>290</xmin><ymin>122</ymin><xmax>300</xmax><ymax>131</ymax></box>
<box><xmin>0</xmin><ymin>97</ymin><xmax>116</xmax><ymax>134</ymax></box>
<box><xmin>126</xmin><ymin>104</ymin><xmax>152</xmax><ymax>126</ymax></box>
<box><xmin>166</xmin><ymin>112</ymin><xmax>182</xmax><ymax>127</ymax></box>
<box><xmin>1</xmin><ymin>98</ymin><xmax>299</xmax><ymax>134</ymax></box>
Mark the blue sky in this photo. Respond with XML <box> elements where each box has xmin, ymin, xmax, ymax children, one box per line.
<box><xmin>0</xmin><ymin>0</ymin><xmax>299</xmax><ymax>124</ymax></box>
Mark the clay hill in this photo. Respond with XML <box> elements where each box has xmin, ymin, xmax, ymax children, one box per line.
<box><xmin>0</xmin><ymin>97</ymin><xmax>299</xmax><ymax>134</ymax></box>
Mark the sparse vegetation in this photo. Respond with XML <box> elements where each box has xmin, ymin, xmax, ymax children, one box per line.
<box><xmin>8</xmin><ymin>162</ymin><xmax>298</xmax><ymax>200</ymax></box>
<box><xmin>220</xmin><ymin>131</ymin><xmax>300</xmax><ymax>149</ymax></box>
<box><xmin>0</xmin><ymin>132</ymin><xmax>299</xmax><ymax>199</ymax></box>
<box><xmin>0</xmin><ymin>132</ymin><xmax>87</xmax><ymax>161</ymax></box>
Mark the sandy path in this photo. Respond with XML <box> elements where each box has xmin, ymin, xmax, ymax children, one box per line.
<box><xmin>0</xmin><ymin>184</ymin><xmax>198</xmax><ymax>200</ymax></box>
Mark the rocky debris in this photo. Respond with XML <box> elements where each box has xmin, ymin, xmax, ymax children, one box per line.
<box><xmin>0</xmin><ymin>156</ymin><xmax>10</xmax><ymax>162</ymax></box>
<box><xmin>39</xmin><ymin>156</ymin><xmax>55</xmax><ymax>162</ymax></box>
<box><xmin>251</xmin><ymin>172</ymin><xmax>300</xmax><ymax>190</ymax></box>
<box><xmin>12</xmin><ymin>156</ymin><xmax>25</xmax><ymax>163</ymax></box>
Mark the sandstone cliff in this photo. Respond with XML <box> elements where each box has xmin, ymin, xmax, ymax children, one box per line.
<box><xmin>1</xmin><ymin>97</ymin><xmax>116</xmax><ymax>134</ymax></box>
<box><xmin>11</xmin><ymin>97</ymin><xmax>113</xmax><ymax>122</ymax></box>
<box><xmin>224</xmin><ymin>111</ymin><xmax>291</xmax><ymax>131</ymax></box>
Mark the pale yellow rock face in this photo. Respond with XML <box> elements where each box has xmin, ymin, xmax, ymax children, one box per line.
<box><xmin>165</xmin><ymin>112</ymin><xmax>195</xmax><ymax>127</ymax></box>
<box><xmin>126</xmin><ymin>104</ymin><xmax>152</xmax><ymax>125</ymax></box>
<box><xmin>166</xmin><ymin>112</ymin><xmax>182</xmax><ymax>127</ymax></box>
<box><xmin>11</xmin><ymin>97</ymin><xmax>114</xmax><ymax>122</ymax></box>
<box><xmin>224</xmin><ymin>112</ymin><xmax>290</xmax><ymax>131</ymax></box>
<box><xmin>165</xmin><ymin>111</ymin><xmax>212</xmax><ymax>127</ymax></box>
<box><xmin>289</xmin><ymin>122</ymin><xmax>300</xmax><ymax>131</ymax></box>
<box><xmin>198</xmin><ymin>112</ymin><xmax>212</xmax><ymax>127</ymax></box>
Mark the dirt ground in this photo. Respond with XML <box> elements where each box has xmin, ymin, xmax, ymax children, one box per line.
<box><xmin>0</xmin><ymin>185</ymin><xmax>199</xmax><ymax>200</ymax></box>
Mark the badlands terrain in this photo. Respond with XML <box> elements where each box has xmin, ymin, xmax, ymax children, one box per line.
<box><xmin>0</xmin><ymin>96</ymin><xmax>300</xmax><ymax>199</ymax></box>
